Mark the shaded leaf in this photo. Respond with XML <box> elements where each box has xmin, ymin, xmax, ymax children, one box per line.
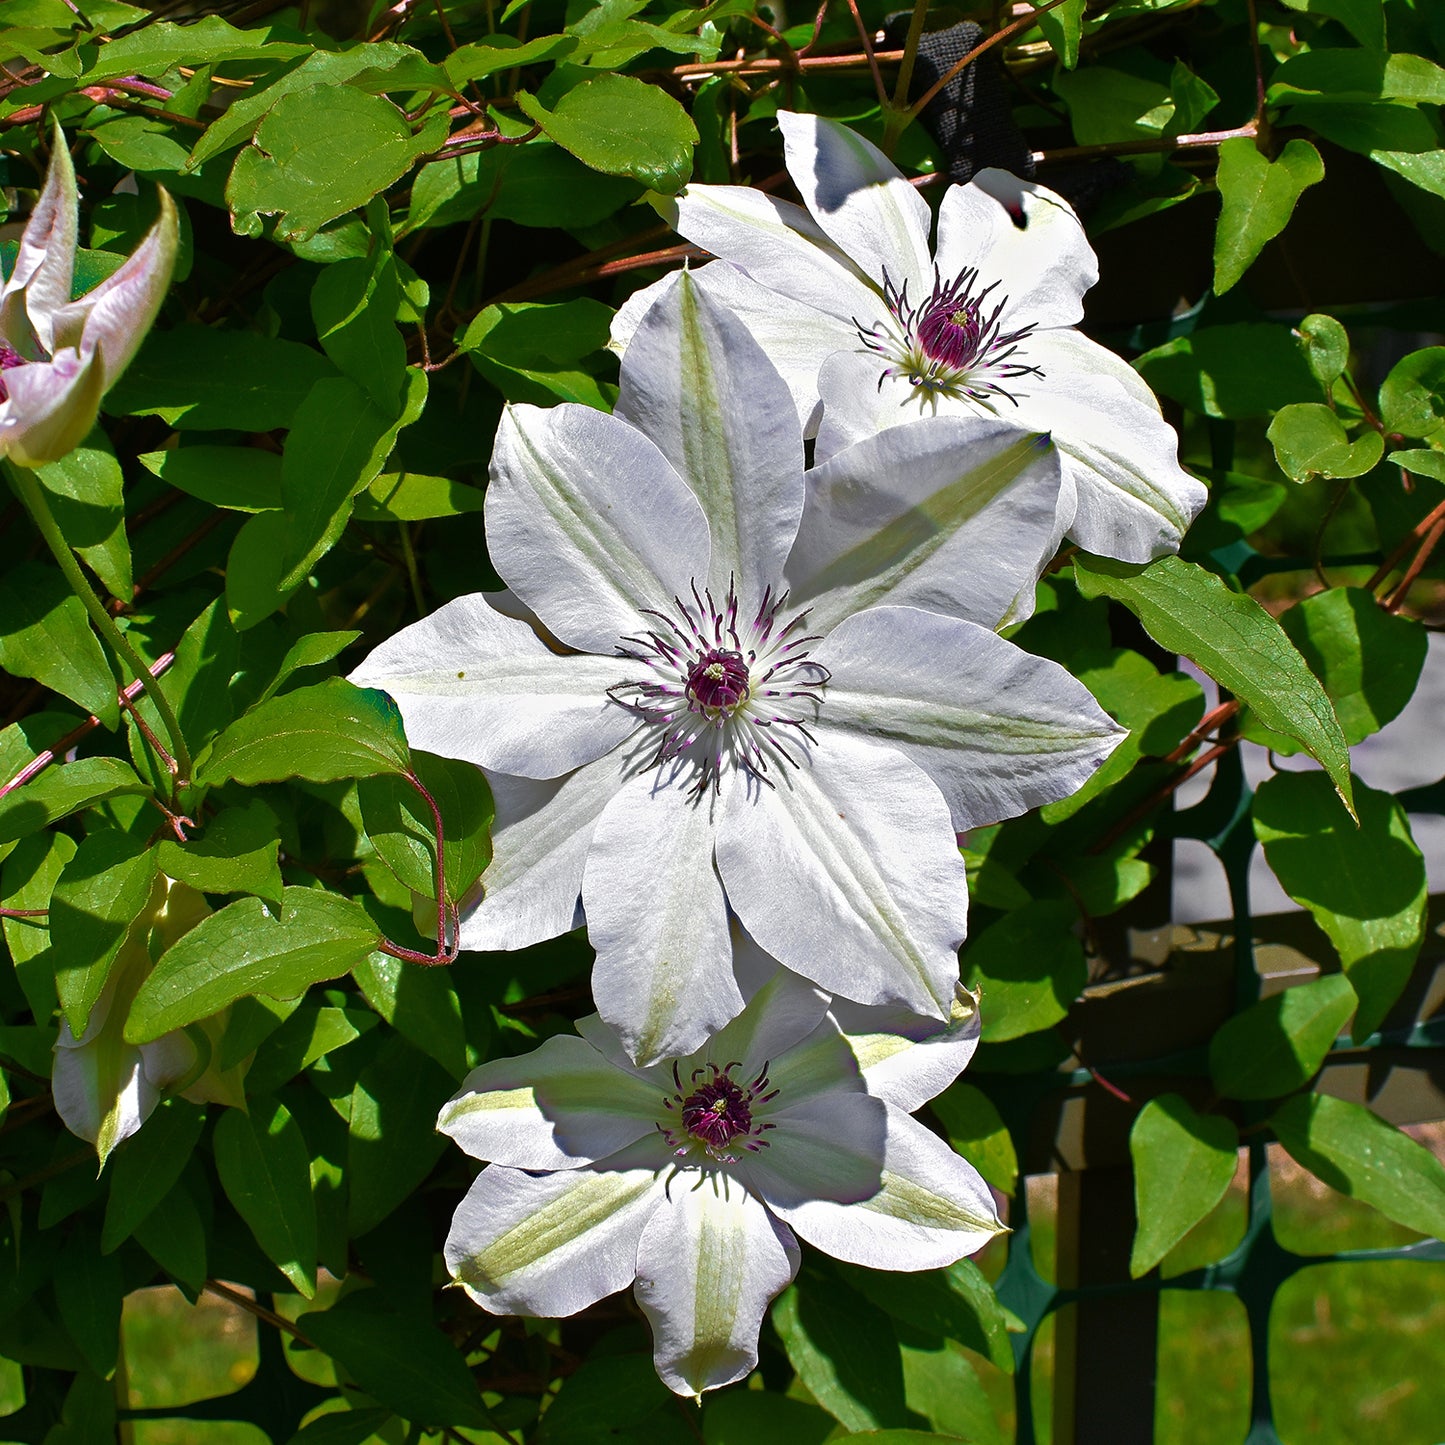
<box><xmin>1208</xmin><ymin>974</ymin><xmax>1357</xmax><ymax>1100</ymax></box>
<box><xmin>1213</xmin><ymin>137</ymin><xmax>1323</xmax><ymax>295</ymax></box>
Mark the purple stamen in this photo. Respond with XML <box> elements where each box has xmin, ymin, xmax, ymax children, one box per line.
<box><xmin>657</xmin><ymin>1059</ymin><xmax>777</xmax><ymax>1164</ymax></box>
<box><xmin>0</xmin><ymin>345</ymin><xmax>24</xmax><ymax>403</ymax></box>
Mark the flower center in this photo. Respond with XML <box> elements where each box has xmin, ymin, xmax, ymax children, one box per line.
<box><xmin>0</xmin><ymin>345</ymin><xmax>24</xmax><ymax>404</ymax></box>
<box><xmin>610</xmin><ymin>581</ymin><xmax>829</xmax><ymax>795</ymax></box>
<box><xmin>855</xmin><ymin>265</ymin><xmax>1043</xmax><ymax>407</ymax></box>
<box><xmin>659</xmin><ymin>1061</ymin><xmax>778</xmax><ymax>1164</ymax></box>
<box><xmin>686</xmin><ymin>647</ymin><xmax>750</xmax><ymax>717</ymax></box>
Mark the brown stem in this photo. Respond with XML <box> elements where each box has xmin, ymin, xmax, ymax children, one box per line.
<box><xmin>1032</xmin><ymin>122</ymin><xmax>1257</xmax><ymax>166</ymax></box>
<box><xmin>1384</xmin><ymin>518</ymin><xmax>1445</xmax><ymax>613</ymax></box>
<box><xmin>1366</xmin><ymin>497</ymin><xmax>1445</xmax><ymax>596</ymax></box>
<box><xmin>0</xmin><ymin>1147</ymin><xmax>91</xmax><ymax>1204</ymax></box>
<box><xmin>1163</xmin><ymin>698</ymin><xmax>1240</xmax><ymax>766</ymax></box>
<box><xmin>204</xmin><ymin>1281</ymin><xmax>312</xmax><ymax>1345</ymax></box>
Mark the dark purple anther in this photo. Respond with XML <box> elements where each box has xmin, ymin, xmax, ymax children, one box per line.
<box><xmin>681</xmin><ymin>1074</ymin><xmax>754</xmax><ymax>1150</ymax></box>
<box><xmin>685</xmin><ymin>647</ymin><xmax>750</xmax><ymax>716</ymax></box>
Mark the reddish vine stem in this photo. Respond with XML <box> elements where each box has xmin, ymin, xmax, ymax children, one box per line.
<box><xmin>1367</xmin><ymin>496</ymin><xmax>1445</xmax><ymax>600</ymax></box>
<box><xmin>0</xmin><ymin>907</ymin><xmax>49</xmax><ymax>919</ymax></box>
<box><xmin>1163</xmin><ymin>698</ymin><xmax>1240</xmax><ymax>766</ymax></box>
<box><xmin>1089</xmin><ymin>741</ymin><xmax>1233</xmax><ymax>857</ymax></box>
<box><xmin>376</xmin><ymin>769</ymin><xmax>461</xmax><ymax>967</ymax></box>
<box><xmin>0</xmin><ymin>653</ymin><xmax>175</xmax><ymax>801</ymax></box>
<box><xmin>1383</xmin><ymin>517</ymin><xmax>1445</xmax><ymax>613</ymax></box>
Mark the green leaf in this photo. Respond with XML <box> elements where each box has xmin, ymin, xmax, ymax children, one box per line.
<box><xmin>214</xmin><ymin>1097</ymin><xmax>318</xmax><ymax>1296</ymax></box>
<box><xmin>1208</xmin><ymin>975</ymin><xmax>1358</xmax><ymax>1100</ymax></box>
<box><xmin>773</xmin><ymin>1274</ymin><xmax>908</xmax><ymax>1432</ymax></box>
<box><xmin>36</xmin><ymin>440</ymin><xmax>131</xmax><ymax>603</ymax></box>
<box><xmin>1243</xmin><ymin>588</ymin><xmax>1427</xmax><ymax>749</ymax></box>
<box><xmin>1054</xmin><ymin>63</ymin><xmax>1216</xmax><ymax>148</ymax></box>
<box><xmin>1270</xmin><ymin>49</ymin><xmax>1445</xmax><ymax>107</ymax></box>
<box><xmin>1296</xmin><ymin>314</ymin><xmax>1351</xmax><ymax>390</ymax></box>
<box><xmin>187</xmin><ymin>43</ymin><xmax>449</xmax><ymax>168</ymax></box>
<box><xmin>961</xmin><ymin>901</ymin><xmax>1086</xmax><ymax>1041</ymax></box>
<box><xmin>409</xmin><ymin>140</ymin><xmax>637</xmax><ymax>232</ymax></box>
<box><xmin>227</xmin><ymin>88</ymin><xmax>448</xmax><ymax>243</ymax></box>
<box><xmin>1129</xmin><ymin>1095</ymin><xmax>1238</xmax><ymax>1277</ymax></box>
<box><xmin>1134</xmin><ymin>323</ymin><xmax>1320</xmax><ymax>419</ymax></box>
<box><xmin>1378</xmin><ymin>347</ymin><xmax>1445</xmax><ymax>438</ymax></box>
<box><xmin>125</xmin><ymin>889</ymin><xmax>381</xmax><ymax>1044</ymax></box>
<box><xmin>199</xmin><ymin>678</ymin><xmax>411</xmax><ymax>787</ymax></box>
<box><xmin>1036</xmin><ymin>0</ymin><xmax>1086</xmax><ymax>68</ymax></box>
<box><xmin>84</xmin><ymin>15</ymin><xmax>306</xmax><ymax>81</ymax></box>
<box><xmin>279</xmin><ymin>377</ymin><xmax>399</xmax><ymax>586</ymax></box>
<box><xmin>352</xmin><ymin>471</ymin><xmax>487</xmax><ymax>522</ymax></box>
<box><xmin>837</xmin><ymin>1260</ymin><xmax>1015</xmax><ymax>1374</ymax></box>
<box><xmin>458</xmin><ymin>298</ymin><xmax>617</xmax><ymax>409</ymax></box>
<box><xmin>155</xmin><ymin>801</ymin><xmax>284</xmax><ymax>907</ymax></box>
<box><xmin>0</xmin><ymin>560</ymin><xmax>118</xmax><ymax>727</ymax></box>
<box><xmin>284</xmin><ymin>1408</ymin><xmax>395</xmax><ymax>1445</ymax></box>
<box><xmin>704</xmin><ymin>1392</ymin><xmax>835</xmax><ymax>1445</ymax></box>
<box><xmin>0</xmin><ymin>757</ymin><xmax>148</xmax><ymax>846</ymax></box>
<box><xmin>106</xmin><ymin>325</ymin><xmax>338</xmax><ymax>431</ymax></box>
<box><xmin>1288</xmin><ymin>101</ymin><xmax>1445</xmax><ymax>202</ymax></box>
<box><xmin>1270</xmin><ymin>1093</ymin><xmax>1445</xmax><ymax>1240</ymax></box>
<box><xmin>516</xmin><ymin>73</ymin><xmax>697</xmax><ymax>193</ymax></box>
<box><xmin>930</xmin><ymin>1083</ymin><xmax>1019</xmax><ymax>1195</ymax></box>
<box><xmin>1</xmin><ymin>825</ymin><xmax>75</xmax><ymax>1018</ymax></box>
<box><xmin>1390</xmin><ymin>448</ymin><xmax>1445</xmax><ymax>482</ymax></box>
<box><xmin>100</xmin><ymin>1097</ymin><xmax>206</xmax><ymax>1252</ymax></box>
<box><xmin>311</xmin><ymin>242</ymin><xmax>407</xmax><ymax>411</ymax></box>
<box><xmin>1267</xmin><ymin>402</ymin><xmax>1384</xmax><ymax>481</ymax></box>
<box><xmin>1253</xmin><ymin>772</ymin><xmax>1426</xmax><ymax>1040</ymax></box>
<box><xmin>137</xmin><ymin>446</ymin><xmax>283</xmax><ymax>512</ymax></box>
<box><xmin>444</xmin><ymin>33</ymin><xmax>577</xmax><ymax>86</ymax></box>
<box><xmin>1212</xmin><ymin>138</ymin><xmax>1324</xmax><ymax>295</ymax></box>
<box><xmin>51</xmin><ymin>833</ymin><xmax>158</xmax><ymax>1038</ymax></box>
<box><xmin>256</xmin><ymin>630</ymin><xmax>363</xmax><ymax>705</ymax></box>
<box><xmin>1074</xmin><ymin>555</ymin><xmax>1354</xmax><ymax>816</ymax></box>
<box><xmin>1278</xmin><ymin>0</ymin><xmax>1383</xmax><ymax>49</ymax></box>
<box><xmin>358</xmin><ymin>750</ymin><xmax>493</xmax><ymax>908</ymax></box>
<box><xmin>537</xmin><ymin>1352</ymin><xmax>677</xmax><ymax>1444</ymax></box>
<box><xmin>347</xmin><ymin>1034</ymin><xmax>453</xmax><ymax>1234</ymax></box>
<box><xmin>52</xmin><ymin>1221</ymin><xmax>124</xmax><ymax>1377</ymax></box>
<box><xmin>245</xmin><ymin>1002</ymin><xmax>377</xmax><ymax>1096</ymax></box>
<box><xmin>132</xmin><ymin>599</ymin><xmax>241</xmax><ymax>765</ymax></box>
<box><xmin>132</xmin><ymin>1171</ymin><xmax>209</xmax><ymax>1295</ymax></box>
<box><xmin>899</xmin><ymin>1345</ymin><xmax>1007</xmax><ymax>1445</ymax></box>
<box><xmin>351</xmin><ymin>953</ymin><xmax>468</xmax><ymax>1079</ymax></box>
<box><xmin>296</xmin><ymin>1296</ymin><xmax>489</xmax><ymax>1428</ymax></box>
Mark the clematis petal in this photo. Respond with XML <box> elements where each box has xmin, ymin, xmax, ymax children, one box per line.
<box><xmin>934</xmin><ymin>170</ymin><xmax>1097</xmax><ymax>332</ymax></box>
<box><xmin>52</xmin><ymin>1039</ymin><xmax>157</xmax><ymax>1169</ymax></box>
<box><xmin>740</xmin><ymin>1089</ymin><xmax>888</xmax><ymax>1208</ymax></box>
<box><xmin>790</xmin><ymin>402</ymin><xmax>1065</xmax><ymax>633</ymax></box>
<box><xmin>0</xmin><ymin>347</ymin><xmax>108</xmax><ymax>468</ymax></box>
<box><xmin>613</xmin><ymin>265</ymin><xmax>854</xmax><ymax>440</ymax></box>
<box><xmin>350</xmin><ymin>592</ymin><xmax>638</xmax><ymax>779</ymax></box>
<box><xmin>0</xmin><ymin>128</ymin><xmax>78</xmax><ymax>346</ymax></box>
<box><xmin>584</xmin><ymin>767</ymin><xmax>739</xmax><ymax>1065</ymax></box>
<box><xmin>458</xmin><ymin>747</ymin><xmax>633</xmax><ymax>952</ymax></box>
<box><xmin>487</xmin><ymin>403</ymin><xmax>711</xmax><ymax>653</ymax></box>
<box><xmin>701</xmin><ymin>965</ymin><xmax>832</xmax><ymax>1085</ymax></box>
<box><xmin>634</xmin><ymin>1173</ymin><xmax>800</xmax><ymax>1398</ymax></box>
<box><xmin>1009</xmin><ymin>331</ymin><xmax>1207</xmax><ymax>562</ymax></box>
<box><xmin>445</xmin><ymin>1160</ymin><xmax>664</xmax><ymax>1317</ymax></box>
<box><xmin>777</xmin><ymin>111</ymin><xmax>933</xmax><ymax>297</ymax></box>
<box><xmin>812</xmin><ymin>606</ymin><xmax>1125</xmax><ymax>829</ymax></box>
<box><xmin>654</xmin><ymin>184</ymin><xmax>879</xmax><ymax>324</ymax></box>
<box><xmin>438</xmin><ymin>1033</ymin><xmax>662</xmax><ymax>1169</ymax></box>
<box><xmin>51</xmin><ymin>190</ymin><xmax>179</xmax><ymax>387</ymax></box>
<box><xmin>763</xmin><ymin>1102</ymin><xmax>1002</xmax><ymax>1269</ymax></box>
<box><xmin>615</xmin><ymin>272</ymin><xmax>804</xmax><ymax>604</ymax></box>
<box><xmin>830</xmin><ymin>986</ymin><xmax>982</xmax><ymax>1114</ymax></box>
<box><xmin>715</xmin><ymin>729</ymin><xmax>967</xmax><ymax>1019</ymax></box>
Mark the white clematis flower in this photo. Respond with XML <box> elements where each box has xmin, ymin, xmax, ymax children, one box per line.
<box><xmin>438</xmin><ymin>967</ymin><xmax>1001</xmax><ymax>1398</ymax></box>
<box><xmin>53</xmin><ymin>877</ymin><xmax>249</xmax><ymax>1166</ymax></box>
<box><xmin>353</xmin><ymin>274</ymin><xmax>1124</xmax><ymax>1064</ymax></box>
<box><xmin>1</xmin><ymin>127</ymin><xmax>178</xmax><ymax>468</ymax></box>
<box><xmin>611</xmin><ymin>110</ymin><xmax>1207</xmax><ymax>564</ymax></box>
